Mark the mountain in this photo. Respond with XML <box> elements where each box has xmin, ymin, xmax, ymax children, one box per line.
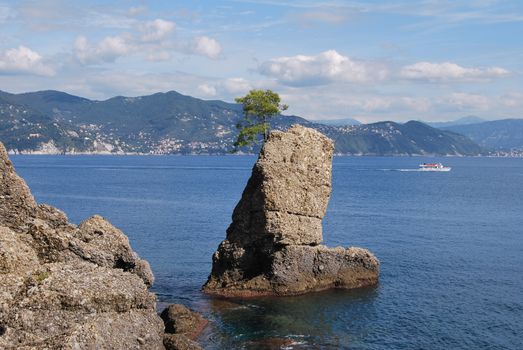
<box><xmin>307</xmin><ymin>117</ymin><xmax>361</xmax><ymax>126</ymax></box>
<box><xmin>0</xmin><ymin>90</ymin><xmax>483</xmax><ymax>155</ymax></box>
<box><xmin>0</xmin><ymin>94</ymin><xmax>96</xmax><ymax>153</ymax></box>
<box><xmin>326</xmin><ymin>121</ymin><xmax>482</xmax><ymax>155</ymax></box>
<box><xmin>0</xmin><ymin>90</ymin><xmax>244</xmax><ymax>154</ymax></box>
<box><xmin>444</xmin><ymin>119</ymin><xmax>523</xmax><ymax>150</ymax></box>
<box><xmin>425</xmin><ymin>116</ymin><xmax>487</xmax><ymax>128</ymax></box>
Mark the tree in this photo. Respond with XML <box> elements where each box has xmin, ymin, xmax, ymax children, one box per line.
<box><xmin>233</xmin><ymin>89</ymin><xmax>288</xmax><ymax>149</ymax></box>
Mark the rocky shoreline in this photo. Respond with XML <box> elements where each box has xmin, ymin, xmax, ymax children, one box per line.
<box><xmin>0</xmin><ymin>141</ymin><xmax>205</xmax><ymax>349</ymax></box>
<box><xmin>1</xmin><ymin>125</ymin><xmax>379</xmax><ymax>348</ymax></box>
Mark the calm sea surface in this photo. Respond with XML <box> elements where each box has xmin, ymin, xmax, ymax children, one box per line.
<box><xmin>10</xmin><ymin>155</ymin><xmax>523</xmax><ymax>349</ymax></box>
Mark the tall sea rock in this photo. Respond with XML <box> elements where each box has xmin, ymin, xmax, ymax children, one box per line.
<box><xmin>0</xmin><ymin>142</ymin><xmax>165</xmax><ymax>349</ymax></box>
<box><xmin>203</xmin><ymin>125</ymin><xmax>379</xmax><ymax>297</ymax></box>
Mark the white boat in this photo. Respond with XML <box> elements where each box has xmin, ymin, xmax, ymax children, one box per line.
<box><xmin>418</xmin><ymin>163</ymin><xmax>451</xmax><ymax>172</ymax></box>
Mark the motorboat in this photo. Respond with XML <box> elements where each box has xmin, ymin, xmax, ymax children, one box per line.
<box><xmin>418</xmin><ymin>163</ymin><xmax>451</xmax><ymax>172</ymax></box>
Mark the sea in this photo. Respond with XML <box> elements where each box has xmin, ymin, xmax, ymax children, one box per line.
<box><xmin>10</xmin><ymin>155</ymin><xmax>523</xmax><ymax>350</ymax></box>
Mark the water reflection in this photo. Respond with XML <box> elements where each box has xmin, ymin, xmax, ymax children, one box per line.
<box><xmin>198</xmin><ymin>286</ymin><xmax>379</xmax><ymax>349</ymax></box>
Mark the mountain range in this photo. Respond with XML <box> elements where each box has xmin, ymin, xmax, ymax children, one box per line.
<box><xmin>0</xmin><ymin>89</ymin><xmax>487</xmax><ymax>156</ymax></box>
<box><xmin>443</xmin><ymin>119</ymin><xmax>523</xmax><ymax>150</ymax></box>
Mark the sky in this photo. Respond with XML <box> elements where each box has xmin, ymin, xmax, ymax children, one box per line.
<box><xmin>0</xmin><ymin>0</ymin><xmax>522</xmax><ymax>123</ymax></box>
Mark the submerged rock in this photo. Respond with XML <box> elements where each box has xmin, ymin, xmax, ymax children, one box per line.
<box><xmin>0</xmin><ymin>141</ymin><xmax>166</xmax><ymax>349</ymax></box>
<box><xmin>203</xmin><ymin>125</ymin><xmax>379</xmax><ymax>296</ymax></box>
<box><xmin>161</xmin><ymin>304</ymin><xmax>208</xmax><ymax>339</ymax></box>
<box><xmin>163</xmin><ymin>334</ymin><xmax>202</xmax><ymax>350</ymax></box>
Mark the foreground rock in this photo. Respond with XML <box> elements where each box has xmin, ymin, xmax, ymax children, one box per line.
<box><xmin>0</xmin><ymin>142</ymin><xmax>167</xmax><ymax>348</ymax></box>
<box><xmin>203</xmin><ymin>125</ymin><xmax>379</xmax><ymax>296</ymax></box>
<box><xmin>161</xmin><ymin>304</ymin><xmax>207</xmax><ymax>350</ymax></box>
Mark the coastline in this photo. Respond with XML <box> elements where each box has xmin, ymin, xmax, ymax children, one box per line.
<box><xmin>6</xmin><ymin>149</ymin><xmax>522</xmax><ymax>348</ymax></box>
<box><xmin>8</xmin><ymin>150</ymin><xmax>523</xmax><ymax>157</ymax></box>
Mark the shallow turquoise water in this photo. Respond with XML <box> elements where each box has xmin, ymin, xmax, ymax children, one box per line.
<box><xmin>11</xmin><ymin>155</ymin><xmax>523</xmax><ymax>349</ymax></box>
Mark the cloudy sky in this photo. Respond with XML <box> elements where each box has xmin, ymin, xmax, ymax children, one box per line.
<box><xmin>0</xmin><ymin>0</ymin><xmax>522</xmax><ymax>122</ymax></box>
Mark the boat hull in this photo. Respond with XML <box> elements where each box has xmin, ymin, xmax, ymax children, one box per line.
<box><xmin>418</xmin><ymin>167</ymin><xmax>451</xmax><ymax>172</ymax></box>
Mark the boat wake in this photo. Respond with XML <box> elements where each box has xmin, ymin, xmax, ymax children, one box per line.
<box><xmin>378</xmin><ymin>168</ymin><xmax>421</xmax><ymax>172</ymax></box>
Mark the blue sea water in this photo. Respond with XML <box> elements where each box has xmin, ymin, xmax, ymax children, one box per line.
<box><xmin>10</xmin><ymin>155</ymin><xmax>523</xmax><ymax>349</ymax></box>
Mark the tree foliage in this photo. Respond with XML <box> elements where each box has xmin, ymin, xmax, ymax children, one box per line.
<box><xmin>233</xmin><ymin>89</ymin><xmax>288</xmax><ymax>150</ymax></box>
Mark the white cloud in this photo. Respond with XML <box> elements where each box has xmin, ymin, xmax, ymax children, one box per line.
<box><xmin>221</xmin><ymin>78</ymin><xmax>252</xmax><ymax>95</ymax></box>
<box><xmin>72</xmin><ymin>18</ymin><xmax>223</xmax><ymax>65</ymax></box>
<box><xmin>74</xmin><ymin>35</ymin><xmax>132</xmax><ymax>64</ymax></box>
<box><xmin>192</xmin><ymin>36</ymin><xmax>222</xmax><ymax>59</ymax></box>
<box><xmin>400</xmin><ymin>62</ymin><xmax>510</xmax><ymax>82</ymax></box>
<box><xmin>98</xmin><ymin>36</ymin><xmax>130</xmax><ymax>56</ymax></box>
<box><xmin>198</xmin><ymin>83</ymin><xmax>217</xmax><ymax>96</ymax></box>
<box><xmin>139</xmin><ymin>19</ymin><xmax>175</xmax><ymax>42</ymax></box>
<box><xmin>0</xmin><ymin>46</ymin><xmax>55</xmax><ymax>76</ymax></box>
<box><xmin>258</xmin><ymin>50</ymin><xmax>387</xmax><ymax>86</ymax></box>
<box><xmin>195</xmin><ymin>77</ymin><xmax>281</xmax><ymax>100</ymax></box>
<box><xmin>73</xmin><ymin>19</ymin><xmax>174</xmax><ymax>64</ymax></box>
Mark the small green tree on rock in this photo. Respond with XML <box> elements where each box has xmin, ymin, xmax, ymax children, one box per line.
<box><xmin>234</xmin><ymin>89</ymin><xmax>288</xmax><ymax>150</ymax></box>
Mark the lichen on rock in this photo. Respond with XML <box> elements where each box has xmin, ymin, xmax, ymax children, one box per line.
<box><xmin>203</xmin><ymin>125</ymin><xmax>380</xmax><ymax>297</ymax></box>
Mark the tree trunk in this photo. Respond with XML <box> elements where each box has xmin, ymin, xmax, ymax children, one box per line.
<box><xmin>263</xmin><ymin>116</ymin><xmax>268</xmax><ymax>141</ymax></box>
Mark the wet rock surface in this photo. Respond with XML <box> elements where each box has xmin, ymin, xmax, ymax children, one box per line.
<box><xmin>203</xmin><ymin>125</ymin><xmax>380</xmax><ymax>297</ymax></box>
<box><xmin>160</xmin><ymin>304</ymin><xmax>207</xmax><ymax>350</ymax></box>
<box><xmin>163</xmin><ymin>334</ymin><xmax>202</xmax><ymax>350</ymax></box>
<box><xmin>0</xmin><ymin>141</ymin><xmax>167</xmax><ymax>349</ymax></box>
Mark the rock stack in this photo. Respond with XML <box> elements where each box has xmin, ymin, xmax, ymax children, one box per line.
<box><xmin>203</xmin><ymin>125</ymin><xmax>379</xmax><ymax>297</ymax></box>
<box><xmin>0</xmin><ymin>141</ymin><xmax>204</xmax><ymax>349</ymax></box>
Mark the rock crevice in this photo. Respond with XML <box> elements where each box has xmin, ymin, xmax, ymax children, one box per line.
<box><xmin>203</xmin><ymin>125</ymin><xmax>379</xmax><ymax>297</ymax></box>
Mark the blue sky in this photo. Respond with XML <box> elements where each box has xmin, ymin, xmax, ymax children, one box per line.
<box><xmin>0</xmin><ymin>0</ymin><xmax>522</xmax><ymax>122</ymax></box>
